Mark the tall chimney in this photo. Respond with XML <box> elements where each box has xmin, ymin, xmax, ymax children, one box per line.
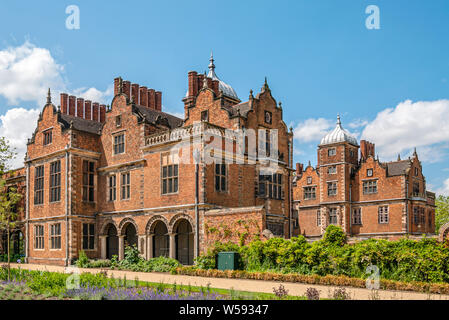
<box><xmin>211</xmin><ymin>79</ymin><xmax>219</xmax><ymax>95</ymax></box>
<box><xmin>76</xmin><ymin>98</ymin><xmax>84</xmax><ymax>118</ymax></box>
<box><xmin>139</xmin><ymin>86</ymin><xmax>148</xmax><ymax>107</ymax></box>
<box><xmin>188</xmin><ymin>71</ymin><xmax>198</xmax><ymax>97</ymax></box>
<box><xmin>92</xmin><ymin>103</ymin><xmax>99</xmax><ymax>122</ymax></box>
<box><xmin>69</xmin><ymin>96</ymin><xmax>76</xmax><ymax>116</ymax></box>
<box><xmin>84</xmin><ymin>100</ymin><xmax>92</xmax><ymax>120</ymax></box>
<box><xmin>114</xmin><ymin>77</ymin><xmax>120</xmax><ymax>96</ymax></box>
<box><xmin>296</xmin><ymin>163</ymin><xmax>303</xmax><ymax>176</ymax></box>
<box><xmin>123</xmin><ymin>81</ymin><xmax>131</xmax><ymax>99</ymax></box>
<box><xmin>148</xmin><ymin>89</ymin><xmax>156</xmax><ymax>110</ymax></box>
<box><xmin>99</xmin><ymin>105</ymin><xmax>106</xmax><ymax>123</ymax></box>
<box><xmin>155</xmin><ymin>91</ymin><xmax>162</xmax><ymax>111</ymax></box>
<box><xmin>131</xmin><ymin>84</ymin><xmax>139</xmax><ymax>104</ymax></box>
<box><xmin>60</xmin><ymin>93</ymin><xmax>68</xmax><ymax>114</ymax></box>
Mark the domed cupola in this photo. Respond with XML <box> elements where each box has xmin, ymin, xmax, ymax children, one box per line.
<box><xmin>206</xmin><ymin>53</ymin><xmax>239</xmax><ymax>100</ymax></box>
<box><xmin>320</xmin><ymin>115</ymin><xmax>358</xmax><ymax>146</ymax></box>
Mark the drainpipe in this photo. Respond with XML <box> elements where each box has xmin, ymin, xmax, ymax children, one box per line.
<box><xmin>349</xmin><ymin>184</ymin><xmax>352</xmax><ymax>237</ymax></box>
<box><xmin>288</xmin><ymin>170</ymin><xmax>292</xmax><ymax>238</ymax></box>
<box><xmin>25</xmin><ymin>161</ymin><xmax>30</xmax><ymax>263</ymax></box>
<box><xmin>65</xmin><ymin>147</ymin><xmax>69</xmax><ymax>266</ymax></box>
<box><xmin>194</xmin><ymin>149</ymin><xmax>200</xmax><ymax>259</ymax></box>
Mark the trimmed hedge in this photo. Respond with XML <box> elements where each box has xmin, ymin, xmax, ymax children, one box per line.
<box><xmin>194</xmin><ymin>226</ymin><xmax>449</xmax><ymax>284</ymax></box>
<box><xmin>173</xmin><ymin>267</ymin><xmax>449</xmax><ymax>295</ymax></box>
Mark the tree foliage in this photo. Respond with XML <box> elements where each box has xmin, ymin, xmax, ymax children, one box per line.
<box><xmin>197</xmin><ymin>225</ymin><xmax>449</xmax><ymax>284</ymax></box>
<box><xmin>436</xmin><ymin>195</ymin><xmax>449</xmax><ymax>232</ymax></box>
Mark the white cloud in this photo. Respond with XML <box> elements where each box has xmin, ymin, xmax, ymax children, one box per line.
<box><xmin>0</xmin><ymin>107</ymin><xmax>40</xmax><ymax>168</ymax></box>
<box><xmin>348</xmin><ymin>118</ymin><xmax>369</xmax><ymax>129</ymax></box>
<box><xmin>73</xmin><ymin>85</ymin><xmax>114</xmax><ymax>105</ymax></box>
<box><xmin>0</xmin><ymin>41</ymin><xmax>114</xmax><ymax>169</ymax></box>
<box><xmin>436</xmin><ymin>178</ymin><xmax>449</xmax><ymax>197</ymax></box>
<box><xmin>361</xmin><ymin>99</ymin><xmax>449</xmax><ymax>159</ymax></box>
<box><xmin>0</xmin><ymin>41</ymin><xmax>66</xmax><ymax>106</ymax></box>
<box><xmin>293</xmin><ymin>118</ymin><xmax>333</xmax><ymax>143</ymax></box>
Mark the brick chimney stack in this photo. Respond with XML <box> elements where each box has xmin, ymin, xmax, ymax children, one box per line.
<box><xmin>68</xmin><ymin>96</ymin><xmax>76</xmax><ymax>116</ymax></box>
<box><xmin>92</xmin><ymin>103</ymin><xmax>99</xmax><ymax>122</ymax></box>
<box><xmin>99</xmin><ymin>105</ymin><xmax>106</xmax><ymax>123</ymax></box>
<box><xmin>155</xmin><ymin>91</ymin><xmax>162</xmax><ymax>111</ymax></box>
<box><xmin>131</xmin><ymin>84</ymin><xmax>139</xmax><ymax>104</ymax></box>
<box><xmin>296</xmin><ymin>163</ymin><xmax>304</xmax><ymax>176</ymax></box>
<box><xmin>123</xmin><ymin>81</ymin><xmax>131</xmax><ymax>99</ymax></box>
<box><xmin>76</xmin><ymin>98</ymin><xmax>84</xmax><ymax>118</ymax></box>
<box><xmin>139</xmin><ymin>86</ymin><xmax>148</xmax><ymax>108</ymax></box>
<box><xmin>360</xmin><ymin>140</ymin><xmax>375</xmax><ymax>161</ymax></box>
<box><xmin>84</xmin><ymin>100</ymin><xmax>92</xmax><ymax>121</ymax></box>
<box><xmin>60</xmin><ymin>93</ymin><xmax>68</xmax><ymax>114</ymax></box>
<box><xmin>148</xmin><ymin>89</ymin><xmax>156</xmax><ymax>110</ymax></box>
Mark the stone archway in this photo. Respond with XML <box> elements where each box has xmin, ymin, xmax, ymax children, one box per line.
<box><xmin>153</xmin><ymin>221</ymin><xmax>169</xmax><ymax>258</ymax></box>
<box><xmin>123</xmin><ymin>223</ymin><xmax>137</xmax><ymax>248</ymax></box>
<box><xmin>439</xmin><ymin>222</ymin><xmax>449</xmax><ymax>242</ymax></box>
<box><xmin>174</xmin><ymin>219</ymin><xmax>194</xmax><ymax>265</ymax></box>
<box><xmin>105</xmin><ymin>224</ymin><xmax>118</xmax><ymax>260</ymax></box>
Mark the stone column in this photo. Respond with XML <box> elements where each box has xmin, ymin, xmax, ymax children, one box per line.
<box><xmin>138</xmin><ymin>235</ymin><xmax>146</xmax><ymax>258</ymax></box>
<box><xmin>118</xmin><ymin>236</ymin><xmax>125</xmax><ymax>261</ymax></box>
<box><xmin>169</xmin><ymin>233</ymin><xmax>176</xmax><ymax>260</ymax></box>
<box><xmin>99</xmin><ymin>236</ymin><xmax>107</xmax><ymax>260</ymax></box>
<box><xmin>147</xmin><ymin>234</ymin><xmax>154</xmax><ymax>260</ymax></box>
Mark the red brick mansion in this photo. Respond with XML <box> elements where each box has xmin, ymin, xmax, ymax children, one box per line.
<box><xmin>0</xmin><ymin>57</ymin><xmax>439</xmax><ymax>266</ymax></box>
<box><xmin>292</xmin><ymin>116</ymin><xmax>436</xmax><ymax>240</ymax></box>
<box><xmin>1</xmin><ymin>56</ymin><xmax>294</xmax><ymax>266</ymax></box>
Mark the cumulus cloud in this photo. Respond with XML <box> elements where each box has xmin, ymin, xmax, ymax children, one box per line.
<box><xmin>0</xmin><ymin>107</ymin><xmax>40</xmax><ymax>168</ymax></box>
<box><xmin>73</xmin><ymin>85</ymin><xmax>114</xmax><ymax>105</ymax></box>
<box><xmin>293</xmin><ymin>118</ymin><xmax>334</xmax><ymax>143</ymax></box>
<box><xmin>0</xmin><ymin>41</ymin><xmax>114</xmax><ymax>168</ymax></box>
<box><xmin>361</xmin><ymin>99</ymin><xmax>449</xmax><ymax>159</ymax></box>
<box><xmin>0</xmin><ymin>41</ymin><xmax>66</xmax><ymax>106</ymax></box>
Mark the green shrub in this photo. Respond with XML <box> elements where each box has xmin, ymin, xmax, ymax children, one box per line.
<box><xmin>76</xmin><ymin>250</ymin><xmax>89</xmax><ymax>268</ymax></box>
<box><xmin>192</xmin><ymin>231</ymin><xmax>449</xmax><ymax>284</ymax></box>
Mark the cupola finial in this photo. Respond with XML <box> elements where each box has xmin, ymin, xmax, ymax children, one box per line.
<box><xmin>337</xmin><ymin>114</ymin><xmax>341</xmax><ymax>126</ymax></box>
<box><xmin>208</xmin><ymin>51</ymin><xmax>215</xmax><ymax>73</ymax></box>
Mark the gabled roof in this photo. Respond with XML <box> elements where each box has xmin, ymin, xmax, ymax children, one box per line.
<box><xmin>386</xmin><ymin>160</ymin><xmax>411</xmax><ymax>176</ymax></box>
<box><xmin>59</xmin><ymin>114</ymin><xmax>104</xmax><ymax>135</ymax></box>
<box><xmin>133</xmin><ymin>105</ymin><xmax>183</xmax><ymax>129</ymax></box>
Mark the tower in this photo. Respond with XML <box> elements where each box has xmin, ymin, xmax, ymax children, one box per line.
<box><xmin>317</xmin><ymin>115</ymin><xmax>359</xmax><ymax>233</ymax></box>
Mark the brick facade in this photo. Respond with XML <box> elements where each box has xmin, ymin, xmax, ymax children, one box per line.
<box><xmin>293</xmin><ymin>120</ymin><xmax>437</xmax><ymax>240</ymax></box>
<box><xmin>2</xmin><ymin>58</ymin><xmax>294</xmax><ymax>266</ymax></box>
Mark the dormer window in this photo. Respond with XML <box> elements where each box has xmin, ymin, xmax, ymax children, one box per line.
<box><xmin>328</xmin><ymin>148</ymin><xmax>336</xmax><ymax>157</ymax></box>
<box><xmin>367</xmin><ymin>169</ymin><xmax>373</xmax><ymax>177</ymax></box>
<box><xmin>307</xmin><ymin>177</ymin><xmax>312</xmax><ymax>184</ymax></box>
<box><xmin>43</xmin><ymin>130</ymin><xmax>52</xmax><ymax>146</ymax></box>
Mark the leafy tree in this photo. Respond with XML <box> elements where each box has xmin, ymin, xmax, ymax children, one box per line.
<box><xmin>436</xmin><ymin>195</ymin><xmax>449</xmax><ymax>232</ymax></box>
<box><xmin>0</xmin><ymin>136</ymin><xmax>20</xmax><ymax>280</ymax></box>
<box><xmin>0</xmin><ymin>179</ymin><xmax>22</xmax><ymax>280</ymax></box>
<box><xmin>0</xmin><ymin>137</ymin><xmax>16</xmax><ymax>174</ymax></box>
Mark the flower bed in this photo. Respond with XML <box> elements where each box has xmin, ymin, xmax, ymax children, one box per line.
<box><xmin>173</xmin><ymin>267</ymin><xmax>449</xmax><ymax>295</ymax></box>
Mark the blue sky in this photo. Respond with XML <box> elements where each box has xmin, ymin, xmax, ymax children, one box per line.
<box><xmin>0</xmin><ymin>0</ymin><xmax>448</xmax><ymax>194</ymax></box>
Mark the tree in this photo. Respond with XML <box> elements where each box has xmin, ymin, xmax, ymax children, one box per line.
<box><xmin>435</xmin><ymin>195</ymin><xmax>449</xmax><ymax>232</ymax></box>
<box><xmin>0</xmin><ymin>181</ymin><xmax>22</xmax><ymax>280</ymax></box>
<box><xmin>0</xmin><ymin>136</ymin><xmax>19</xmax><ymax>281</ymax></box>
